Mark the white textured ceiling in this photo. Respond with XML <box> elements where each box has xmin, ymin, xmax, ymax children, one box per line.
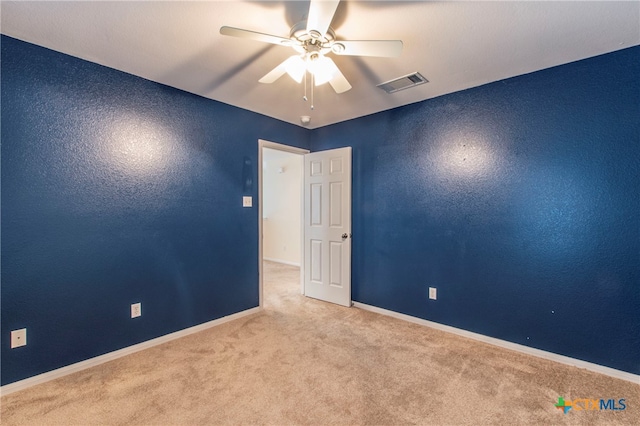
<box><xmin>2</xmin><ymin>1</ymin><xmax>639</xmax><ymax>129</ymax></box>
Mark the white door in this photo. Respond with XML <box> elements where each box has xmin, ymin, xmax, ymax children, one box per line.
<box><xmin>304</xmin><ymin>147</ymin><xmax>352</xmax><ymax>307</ymax></box>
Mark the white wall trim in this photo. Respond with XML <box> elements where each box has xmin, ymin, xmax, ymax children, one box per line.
<box><xmin>263</xmin><ymin>257</ymin><xmax>301</xmax><ymax>267</ymax></box>
<box><xmin>0</xmin><ymin>306</ymin><xmax>262</xmax><ymax>396</ymax></box>
<box><xmin>353</xmin><ymin>302</ymin><xmax>639</xmax><ymax>384</ymax></box>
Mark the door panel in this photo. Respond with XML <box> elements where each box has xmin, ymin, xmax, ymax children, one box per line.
<box><xmin>310</xmin><ymin>184</ymin><xmax>322</xmax><ymax>226</ymax></box>
<box><xmin>311</xmin><ymin>240</ymin><xmax>322</xmax><ymax>282</ymax></box>
<box><xmin>330</xmin><ymin>182</ymin><xmax>343</xmax><ymax>226</ymax></box>
<box><xmin>329</xmin><ymin>242</ymin><xmax>343</xmax><ymax>287</ymax></box>
<box><xmin>304</xmin><ymin>147</ymin><xmax>352</xmax><ymax>307</ymax></box>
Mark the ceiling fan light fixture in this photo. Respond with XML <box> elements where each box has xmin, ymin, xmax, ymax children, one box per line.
<box><xmin>308</xmin><ymin>54</ymin><xmax>337</xmax><ymax>85</ymax></box>
<box><xmin>284</xmin><ymin>55</ymin><xmax>306</xmax><ymax>83</ymax></box>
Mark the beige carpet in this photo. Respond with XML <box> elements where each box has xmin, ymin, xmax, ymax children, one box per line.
<box><xmin>1</xmin><ymin>261</ymin><xmax>638</xmax><ymax>425</ymax></box>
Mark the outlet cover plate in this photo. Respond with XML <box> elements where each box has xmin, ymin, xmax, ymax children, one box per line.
<box><xmin>11</xmin><ymin>328</ymin><xmax>27</xmax><ymax>348</ymax></box>
<box><xmin>429</xmin><ymin>287</ymin><xmax>437</xmax><ymax>300</ymax></box>
<box><xmin>131</xmin><ymin>303</ymin><xmax>142</xmax><ymax>318</ymax></box>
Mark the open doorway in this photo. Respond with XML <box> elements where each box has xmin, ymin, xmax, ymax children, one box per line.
<box><xmin>258</xmin><ymin>140</ymin><xmax>308</xmax><ymax>308</ymax></box>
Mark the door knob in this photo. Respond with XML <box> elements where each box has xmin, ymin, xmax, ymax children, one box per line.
<box><xmin>342</xmin><ymin>233</ymin><xmax>348</xmax><ymax>240</ymax></box>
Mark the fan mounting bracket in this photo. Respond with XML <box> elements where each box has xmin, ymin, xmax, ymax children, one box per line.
<box><xmin>289</xmin><ymin>20</ymin><xmax>335</xmax><ymax>56</ymax></box>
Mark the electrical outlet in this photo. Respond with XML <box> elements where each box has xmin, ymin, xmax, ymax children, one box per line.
<box><xmin>11</xmin><ymin>328</ymin><xmax>27</xmax><ymax>348</ymax></box>
<box><xmin>242</xmin><ymin>196</ymin><xmax>252</xmax><ymax>207</ymax></box>
<box><xmin>429</xmin><ymin>287</ymin><xmax>437</xmax><ymax>300</ymax></box>
<box><xmin>131</xmin><ymin>303</ymin><xmax>142</xmax><ymax>318</ymax></box>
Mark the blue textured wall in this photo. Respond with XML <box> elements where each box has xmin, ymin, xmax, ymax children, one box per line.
<box><xmin>1</xmin><ymin>35</ymin><xmax>309</xmax><ymax>385</ymax></box>
<box><xmin>312</xmin><ymin>47</ymin><xmax>640</xmax><ymax>374</ymax></box>
<box><xmin>2</xmin><ymin>35</ymin><xmax>638</xmax><ymax>386</ymax></box>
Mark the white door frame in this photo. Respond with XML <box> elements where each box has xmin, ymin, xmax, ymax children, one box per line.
<box><xmin>258</xmin><ymin>139</ymin><xmax>309</xmax><ymax>308</ymax></box>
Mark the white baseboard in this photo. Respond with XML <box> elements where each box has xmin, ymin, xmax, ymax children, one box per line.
<box><xmin>353</xmin><ymin>302</ymin><xmax>639</xmax><ymax>384</ymax></box>
<box><xmin>263</xmin><ymin>257</ymin><xmax>300</xmax><ymax>267</ymax></box>
<box><xmin>0</xmin><ymin>306</ymin><xmax>262</xmax><ymax>396</ymax></box>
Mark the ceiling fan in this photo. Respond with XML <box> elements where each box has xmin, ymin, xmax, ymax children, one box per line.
<box><xmin>220</xmin><ymin>0</ymin><xmax>403</xmax><ymax>94</ymax></box>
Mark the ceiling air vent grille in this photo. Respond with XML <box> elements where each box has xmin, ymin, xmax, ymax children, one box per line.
<box><xmin>377</xmin><ymin>72</ymin><xmax>428</xmax><ymax>93</ymax></box>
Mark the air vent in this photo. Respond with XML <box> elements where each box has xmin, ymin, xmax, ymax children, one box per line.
<box><xmin>377</xmin><ymin>72</ymin><xmax>428</xmax><ymax>94</ymax></box>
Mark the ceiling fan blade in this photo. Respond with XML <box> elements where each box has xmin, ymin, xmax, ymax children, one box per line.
<box><xmin>259</xmin><ymin>55</ymin><xmax>306</xmax><ymax>84</ymax></box>
<box><xmin>220</xmin><ymin>26</ymin><xmax>291</xmax><ymax>46</ymax></box>
<box><xmin>333</xmin><ymin>40</ymin><xmax>403</xmax><ymax>57</ymax></box>
<box><xmin>323</xmin><ymin>58</ymin><xmax>352</xmax><ymax>93</ymax></box>
<box><xmin>306</xmin><ymin>0</ymin><xmax>340</xmax><ymax>37</ymax></box>
<box><xmin>329</xmin><ymin>71</ymin><xmax>352</xmax><ymax>94</ymax></box>
<box><xmin>258</xmin><ymin>58</ymin><xmax>290</xmax><ymax>84</ymax></box>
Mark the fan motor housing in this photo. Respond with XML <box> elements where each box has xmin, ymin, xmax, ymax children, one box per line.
<box><xmin>290</xmin><ymin>20</ymin><xmax>335</xmax><ymax>55</ymax></box>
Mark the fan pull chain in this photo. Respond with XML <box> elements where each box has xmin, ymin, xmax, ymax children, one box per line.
<box><xmin>301</xmin><ymin>70</ymin><xmax>314</xmax><ymax>111</ymax></box>
<box><xmin>303</xmin><ymin>71</ymin><xmax>308</xmax><ymax>102</ymax></box>
<box><xmin>311</xmin><ymin>73</ymin><xmax>315</xmax><ymax>110</ymax></box>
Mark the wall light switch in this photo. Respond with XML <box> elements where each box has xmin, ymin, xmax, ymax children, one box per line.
<box><xmin>429</xmin><ymin>287</ymin><xmax>437</xmax><ymax>300</ymax></box>
<box><xmin>243</xmin><ymin>196</ymin><xmax>252</xmax><ymax>207</ymax></box>
<box><xmin>11</xmin><ymin>328</ymin><xmax>27</xmax><ymax>348</ymax></box>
